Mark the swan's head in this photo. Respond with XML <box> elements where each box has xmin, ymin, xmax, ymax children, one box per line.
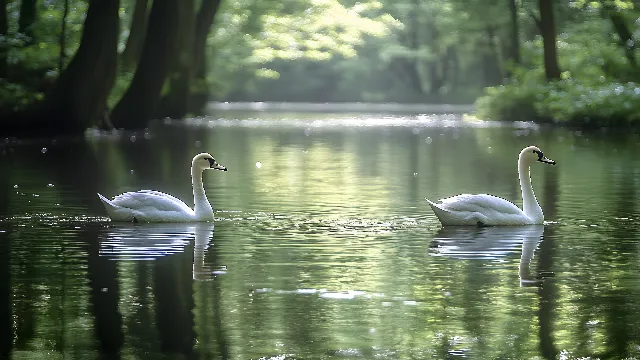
<box><xmin>193</xmin><ymin>153</ymin><xmax>227</xmax><ymax>172</ymax></box>
<box><xmin>520</xmin><ymin>146</ymin><xmax>556</xmax><ymax>165</ymax></box>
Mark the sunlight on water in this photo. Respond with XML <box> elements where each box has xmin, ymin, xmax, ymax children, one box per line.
<box><xmin>175</xmin><ymin>113</ymin><xmax>540</xmax><ymax>130</ymax></box>
<box><xmin>2</xmin><ymin>113</ymin><xmax>640</xmax><ymax>359</ymax></box>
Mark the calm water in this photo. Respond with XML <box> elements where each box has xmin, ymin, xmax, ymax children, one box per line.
<box><xmin>1</xmin><ymin>112</ymin><xmax>640</xmax><ymax>359</ymax></box>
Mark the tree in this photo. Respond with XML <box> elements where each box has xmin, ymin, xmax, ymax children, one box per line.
<box><xmin>3</xmin><ymin>0</ymin><xmax>120</xmax><ymax>136</ymax></box>
<box><xmin>110</xmin><ymin>0</ymin><xmax>181</xmax><ymax>129</ymax></box>
<box><xmin>120</xmin><ymin>0</ymin><xmax>149</xmax><ymax>70</ymax></box>
<box><xmin>44</xmin><ymin>0</ymin><xmax>119</xmax><ymax>133</ymax></box>
<box><xmin>59</xmin><ymin>0</ymin><xmax>70</xmax><ymax>71</ymax></box>
<box><xmin>0</xmin><ymin>0</ymin><xmax>7</xmax><ymax>78</ymax></box>
<box><xmin>156</xmin><ymin>0</ymin><xmax>196</xmax><ymax>119</ymax></box>
<box><xmin>600</xmin><ymin>0</ymin><xmax>636</xmax><ymax>69</ymax></box>
<box><xmin>18</xmin><ymin>0</ymin><xmax>37</xmax><ymax>44</ymax></box>
<box><xmin>507</xmin><ymin>0</ymin><xmax>521</xmax><ymax>70</ymax></box>
<box><xmin>538</xmin><ymin>0</ymin><xmax>561</xmax><ymax>80</ymax></box>
<box><xmin>189</xmin><ymin>0</ymin><xmax>223</xmax><ymax>114</ymax></box>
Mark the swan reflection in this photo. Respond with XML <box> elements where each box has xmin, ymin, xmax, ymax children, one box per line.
<box><xmin>431</xmin><ymin>225</ymin><xmax>544</xmax><ymax>286</ymax></box>
<box><xmin>98</xmin><ymin>223</ymin><xmax>216</xmax><ymax>280</ymax></box>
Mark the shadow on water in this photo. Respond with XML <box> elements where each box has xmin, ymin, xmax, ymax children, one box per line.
<box><xmin>538</xmin><ymin>166</ymin><xmax>559</xmax><ymax>360</ymax></box>
<box><xmin>87</xmin><ymin>228</ymin><xmax>125</xmax><ymax>358</ymax></box>
<box><xmin>429</xmin><ymin>225</ymin><xmax>548</xmax><ymax>357</ymax></box>
<box><xmin>94</xmin><ymin>223</ymin><xmax>228</xmax><ymax>358</ymax></box>
<box><xmin>0</xmin><ymin>229</ymin><xmax>11</xmax><ymax>358</ymax></box>
<box><xmin>0</xmin><ymin>160</ymin><xmax>11</xmax><ymax>358</ymax></box>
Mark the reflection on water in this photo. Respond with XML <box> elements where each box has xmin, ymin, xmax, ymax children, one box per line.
<box><xmin>431</xmin><ymin>225</ymin><xmax>545</xmax><ymax>285</ymax></box>
<box><xmin>1</xmin><ymin>113</ymin><xmax>640</xmax><ymax>359</ymax></box>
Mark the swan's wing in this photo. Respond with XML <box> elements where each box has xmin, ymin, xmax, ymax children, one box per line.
<box><xmin>438</xmin><ymin>194</ymin><xmax>523</xmax><ymax>215</ymax></box>
<box><xmin>111</xmin><ymin>190</ymin><xmax>193</xmax><ymax>213</ymax></box>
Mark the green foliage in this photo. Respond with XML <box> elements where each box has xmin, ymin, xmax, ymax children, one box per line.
<box><xmin>206</xmin><ymin>0</ymin><xmax>403</xmax><ymax>100</ymax></box>
<box><xmin>5</xmin><ymin>1</ymin><xmax>88</xmax><ymax>71</ymax></box>
<box><xmin>0</xmin><ymin>79</ymin><xmax>43</xmax><ymax>112</ymax></box>
<box><xmin>477</xmin><ymin>7</ymin><xmax>640</xmax><ymax>127</ymax></box>
<box><xmin>477</xmin><ymin>77</ymin><xmax>640</xmax><ymax>126</ymax></box>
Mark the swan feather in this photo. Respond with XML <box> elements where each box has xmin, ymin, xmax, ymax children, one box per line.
<box><xmin>111</xmin><ymin>190</ymin><xmax>194</xmax><ymax>214</ymax></box>
<box><xmin>436</xmin><ymin>194</ymin><xmax>523</xmax><ymax>215</ymax></box>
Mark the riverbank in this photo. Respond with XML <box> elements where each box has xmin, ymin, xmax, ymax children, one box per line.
<box><xmin>475</xmin><ymin>79</ymin><xmax>640</xmax><ymax>129</ymax></box>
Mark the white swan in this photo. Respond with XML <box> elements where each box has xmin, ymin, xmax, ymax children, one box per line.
<box><xmin>97</xmin><ymin>153</ymin><xmax>227</xmax><ymax>223</ymax></box>
<box><xmin>425</xmin><ymin>145</ymin><xmax>555</xmax><ymax>226</ymax></box>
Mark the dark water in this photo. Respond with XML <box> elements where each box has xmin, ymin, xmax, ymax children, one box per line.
<box><xmin>1</xmin><ymin>112</ymin><xmax>640</xmax><ymax>359</ymax></box>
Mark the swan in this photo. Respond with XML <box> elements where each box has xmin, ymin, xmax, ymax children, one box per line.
<box><xmin>97</xmin><ymin>153</ymin><xmax>227</xmax><ymax>223</ymax></box>
<box><xmin>425</xmin><ymin>145</ymin><xmax>555</xmax><ymax>226</ymax></box>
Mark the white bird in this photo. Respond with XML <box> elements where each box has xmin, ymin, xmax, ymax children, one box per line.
<box><xmin>425</xmin><ymin>145</ymin><xmax>556</xmax><ymax>226</ymax></box>
<box><xmin>97</xmin><ymin>153</ymin><xmax>227</xmax><ymax>223</ymax></box>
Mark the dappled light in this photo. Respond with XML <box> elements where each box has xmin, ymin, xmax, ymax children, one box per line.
<box><xmin>2</xmin><ymin>0</ymin><xmax>640</xmax><ymax>358</ymax></box>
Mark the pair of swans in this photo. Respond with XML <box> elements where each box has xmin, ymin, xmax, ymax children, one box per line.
<box><xmin>98</xmin><ymin>146</ymin><xmax>555</xmax><ymax>227</ymax></box>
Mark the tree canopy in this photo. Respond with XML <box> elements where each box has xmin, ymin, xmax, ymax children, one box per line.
<box><xmin>2</xmin><ymin>0</ymin><xmax>640</xmax><ymax>135</ymax></box>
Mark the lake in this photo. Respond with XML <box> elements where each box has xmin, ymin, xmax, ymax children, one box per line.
<box><xmin>1</xmin><ymin>111</ymin><xmax>640</xmax><ymax>359</ymax></box>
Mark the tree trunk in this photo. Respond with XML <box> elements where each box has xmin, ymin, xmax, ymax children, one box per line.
<box><xmin>18</xmin><ymin>0</ymin><xmax>36</xmax><ymax>44</ymax></box>
<box><xmin>442</xmin><ymin>46</ymin><xmax>457</xmax><ymax>92</ymax></box>
<box><xmin>46</xmin><ymin>0</ymin><xmax>119</xmax><ymax>132</ymax></box>
<box><xmin>110</xmin><ymin>0</ymin><xmax>181</xmax><ymax>129</ymax></box>
<box><xmin>189</xmin><ymin>0</ymin><xmax>222</xmax><ymax>114</ymax></box>
<box><xmin>58</xmin><ymin>0</ymin><xmax>69</xmax><ymax>71</ymax></box>
<box><xmin>427</xmin><ymin>21</ymin><xmax>443</xmax><ymax>95</ymax></box>
<box><xmin>449</xmin><ymin>46</ymin><xmax>459</xmax><ymax>91</ymax></box>
<box><xmin>156</xmin><ymin>0</ymin><xmax>195</xmax><ymax>119</ymax></box>
<box><xmin>120</xmin><ymin>0</ymin><xmax>149</xmax><ymax>70</ymax></box>
<box><xmin>0</xmin><ymin>0</ymin><xmax>7</xmax><ymax>78</ymax></box>
<box><xmin>481</xmin><ymin>27</ymin><xmax>503</xmax><ymax>86</ymax></box>
<box><xmin>538</xmin><ymin>0</ymin><xmax>561</xmax><ymax>80</ymax></box>
<box><xmin>601</xmin><ymin>2</ymin><xmax>636</xmax><ymax>68</ymax></box>
<box><xmin>507</xmin><ymin>0</ymin><xmax>521</xmax><ymax>71</ymax></box>
<box><xmin>1</xmin><ymin>0</ymin><xmax>120</xmax><ymax>137</ymax></box>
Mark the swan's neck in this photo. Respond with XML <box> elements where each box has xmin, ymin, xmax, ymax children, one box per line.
<box><xmin>192</xmin><ymin>167</ymin><xmax>213</xmax><ymax>220</ymax></box>
<box><xmin>518</xmin><ymin>157</ymin><xmax>543</xmax><ymax>222</ymax></box>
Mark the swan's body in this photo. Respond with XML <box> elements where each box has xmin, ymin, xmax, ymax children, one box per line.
<box><xmin>426</xmin><ymin>146</ymin><xmax>555</xmax><ymax>226</ymax></box>
<box><xmin>98</xmin><ymin>153</ymin><xmax>227</xmax><ymax>223</ymax></box>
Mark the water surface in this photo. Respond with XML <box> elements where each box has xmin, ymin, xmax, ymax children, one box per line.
<box><xmin>1</xmin><ymin>112</ymin><xmax>640</xmax><ymax>359</ymax></box>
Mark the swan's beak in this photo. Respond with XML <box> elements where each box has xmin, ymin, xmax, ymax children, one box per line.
<box><xmin>538</xmin><ymin>157</ymin><xmax>556</xmax><ymax>165</ymax></box>
<box><xmin>211</xmin><ymin>163</ymin><xmax>228</xmax><ymax>171</ymax></box>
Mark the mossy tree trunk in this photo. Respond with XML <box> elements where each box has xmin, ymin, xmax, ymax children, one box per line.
<box><xmin>18</xmin><ymin>0</ymin><xmax>37</xmax><ymax>45</ymax></box>
<box><xmin>189</xmin><ymin>0</ymin><xmax>222</xmax><ymax>114</ymax></box>
<box><xmin>120</xmin><ymin>0</ymin><xmax>149</xmax><ymax>70</ymax></box>
<box><xmin>538</xmin><ymin>0</ymin><xmax>561</xmax><ymax>80</ymax></box>
<box><xmin>0</xmin><ymin>0</ymin><xmax>8</xmax><ymax>78</ymax></box>
<box><xmin>110</xmin><ymin>0</ymin><xmax>181</xmax><ymax>129</ymax></box>
<box><xmin>156</xmin><ymin>0</ymin><xmax>195</xmax><ymax>119</ymax></box>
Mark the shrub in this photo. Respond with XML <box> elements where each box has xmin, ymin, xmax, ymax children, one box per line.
<box><xmin>476</xmin><ymin>78</ymin><xmax>640</xmax><ymax>128</ymax></box>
